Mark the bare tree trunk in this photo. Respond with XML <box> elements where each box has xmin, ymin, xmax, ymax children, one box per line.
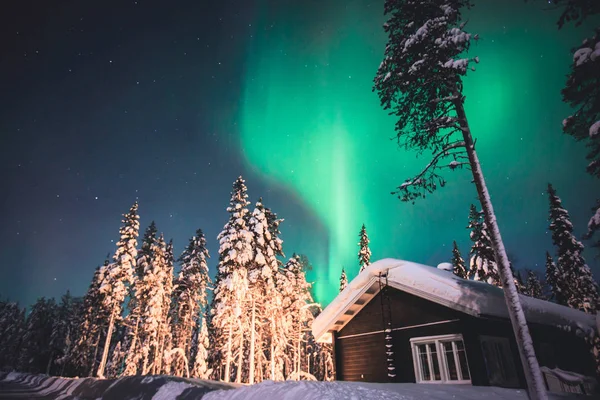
<box><xmin>455</xmin><ymin>97</ymin><xmax>547</xmax><ymax>400</ymax></box>
<box><xmin>97</xmin><ymin>308</ymin><xmax>116</xmax><ymax>378</ymax></box>
<box><xmin>224</xmin><ymin>317</ymin><xmax>233</xmax><ymax>382</ymax></box>
<box><xmin>235</xmin><ymin>328</ymin><xmax>244</xmax><ymax>384</ymax></box>
<box><xmin>249</xmin><ymin>297</ymin><xmax>256</xmax><ymax>384</ymax></box>
<box><xmin>270</xmin><ymin>339</ymin><xmax>275</xmax><ymax>380</ymax></box>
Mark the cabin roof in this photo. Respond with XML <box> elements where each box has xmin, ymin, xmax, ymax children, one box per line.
<box><xmin>312</xmin><ymin>258</ymin><xmax>597</xmax><ymax>341</ymax></box>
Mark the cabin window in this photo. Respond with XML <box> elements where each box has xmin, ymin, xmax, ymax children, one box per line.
<box><xmin>480</xmin><ymin>336</ymin><xmax>519</xmax><ymax>388</ymax></box>
<box><xmin>410</xmin><ymin>334</ymin><xmax>471</xmax><ymax>384</ymax></box>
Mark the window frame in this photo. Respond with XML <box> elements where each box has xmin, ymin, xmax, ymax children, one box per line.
<box><xmin>410</xmin><ymin>333</ymin><xmax>472</xmax><ymax>384</ymax></box>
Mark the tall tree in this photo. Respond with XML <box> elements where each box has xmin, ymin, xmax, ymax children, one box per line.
<box><xmin>373</xmin><ymin>1</ymin><xmax>546</xmax><ymax>397</ymax></box>
<box><xmin>467</xmin><ymin>205</ymin><xmax>500</xmax><ymax>285</ymax></box>
<box><xmin>122</xmin><ymin>221</ymin><xmax>158</xmax><ymax>376</ymax></box>
<box><xmin>49</xmin><ymin>291</ymin><xmax>82</xmax><ymax>375</ymax></box>
<box><xmin>0</xmin><ymin>300</ymin><xmax>25</xmax><ymax>370</ymax></box>
<box><xmin>70</xmin><ymin>261</ymin><xmax>109</xmax><ymax>376</ymax></box>
<box><xmin>524</xmin><ymin>270</ymin><xmax>545</xmax><ymax>300</ymax></box>
<box><xmin>19</xmin><ymin>298</ymin><xmax>57</xmax><ymax>373</ymax></box>
<box><xmin>209</xmin><ymin>176</ymin><xmax>253</xmax><ymax>382</ymax></box>
<box><xmin>134</xmin><ymin>234</ymin><xmax>170</xmax><ymax>375</ymax></box>
<box><xmin>339</xmin><ymin>268</ymin><xmax>348</xmax><ymax>292</ymax></box>
<box><xmin>545</xmin><ymin>252</ymin><xmax>564</xmax><ymax>304</ymax></box>
<box><xmin>246</xmin><ymin>198</ymin><xmax>284</xmax><ymax>383</ymax></box>
<box><xmin>172</xmin><ymin>229</ymin><xmax>211</xmax><ymax>377</ymax></box>
<box><xmin>191</xmin><ymin>317</ymin><xmax>211</xmax><ymax>378</ymax></box>
<box><xmin>97</xmin><ymin>201</ymin><xmax>140</xmax><ymax>378</ymax></box>
<box><xmin>533</xmin><ymin>1</ymin><xmax>600</xmax><ymax>253</ymax></box>
<box><xmin>358</xmin><ymin>224</ymin><xmax>372</xmax><ymax>273</ymax></box>
<box><xmin>451</xmin><ymin>241</ymin><xmax>468</xmax><ymax>278</ymax></box>
<box><xmin>547</xmin><ymin>184</ymin><xmax>599</xmax><ymax>313</ymax></box>
<box><xmin>277</xmin><ymin>254</ymin><xmax>315</xmax><ymax>380</ymax></box>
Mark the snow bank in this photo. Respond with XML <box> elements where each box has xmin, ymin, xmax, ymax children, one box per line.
<box><xmin>313</xmin><ymin>259</ymin><xmax>597</xmax><ymax>341</ymax></box>
<box><xmin>204</xmin><ymin>380</ymin><xmax>546</xmax><ymax>400</ymax></box>
<box><xmin>151</xmin><ymin>381</ymin><xmax>194</xmax><ymax>400</ymax></box>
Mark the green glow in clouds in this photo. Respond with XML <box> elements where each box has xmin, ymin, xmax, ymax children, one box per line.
<box><xmin>239</xmin><ymin>1</ymin><xmax>598</xmax><ymax>305</ymax></box>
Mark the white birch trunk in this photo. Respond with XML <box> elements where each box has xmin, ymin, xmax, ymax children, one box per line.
<box><xmin>249</xmin><ymin>298</ymin><xmax>256</xmax><ymax>384</ymax></box>
<box><xmin>455</xmin><ymin>97</ymin><xmax>547</xmax><ymax>400</ymax></box>
<box><xmin>235</xmin><ymin>330</ymin><xmax>244</xmax><ymax>383</ymax></box>
<box><xmin>224</xmin><ymin>317</ymin><xmax>233</xmax><ymax>383</ymax></box>
<box><xmin>270</xmin><ymin>340</ymin><xmax>275</xmax><ymax>380</ymax></box>
<box><xmin>97</xmin><ymin>307</ymin><xmax>116</xmax><ymax>378</ymax></box>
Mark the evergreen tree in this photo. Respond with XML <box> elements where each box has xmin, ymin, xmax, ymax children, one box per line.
<box><xmin>134</xmin><ymin>234</ymin><xmax>170</xmax><ymax>375</ymax></box>
<box><xmin>70</xmin><ymin>261</ymin><xmax>109</xmax><ymax>376</ymax></box>
<box><xmin>19</xmin><ymin>298</ymin><xmax>57</xmax><ymax>373</ymax></box>
<box><xmin>97</xmin><ymin>201</ymin><xmax>140</xmax><ymax>378</ymax></box>
<box><xmin>467</xmin><ymin>205</ymin><xmax>500</xmax><ymax>285</ymax></box>
<box><xmin>246</xmin><ymin>198</ymin><xmax>283</xmax><ymax>383</ymax></box>
<box><xmin>373</xmin><ymin>1</ymin><xmax>545</xmax><ymax>396</ymax></box>
<box><xmin>524</xmin><ymin>270</ymin><xmax>545</xmax><ymax>300</ymax></box>
<box><xmin>339</xmin><ymin>268</ymin><xmax>348</xmax><ymax>292</ymax></box>
<box><xmin>537</xmin><ymin>2</ymin><xmax>600</xmax><ymax>254</ymax></box>
<box><xmin>358</xmin><ymin>224</ymin><xmax>372</xmax><ymax>273</ymax></box>
<box><xmin>209</xmin><ymin>176</ymin><xmax>253</xmax><ymax>382</ymax></box>
<box><xmin>277</xmin><ymin>254</ymin><xmax>315</xmax><ymax>380</ymax></box>
<box><xmin>123</xmin><ymin>222</ymin><xmax>158</xmax><ymax>376</ymax></box>
<box><xmin>0</xmin><ymin>300</ymin><xmax>26</xmax><ymax>370</ymax></box>
<box><xmin>157</xmin><ymin>239</ymin><xmax>175</xmax><ymax>375</ymax></box>
<box><xmin>191</xmin><ymin>317</ymin><xmax>212</xmax><ymax>379</ymax></box>
<box><xmin>545</xmin><ymin>252</ymin><xmax>565</xmax><ymax>304</ymax></box>
<box><xmin>49</xmin><ymin>291</ymin><xmax>81</xmax><ymax>375</ymax></box>
<box><xmin>171</xmin><ymin>229</ymin><xmax>211</xmax><ymax>377</ymax></box>
<box><xmin>451</xmin><ymin>241</ymin><xmax>468</xmax><ymax>278</ymax></box>
<box><xmin>547</xmin><ymin>184</ymin><xmax>599</xmax><ymax>313</ymax></box>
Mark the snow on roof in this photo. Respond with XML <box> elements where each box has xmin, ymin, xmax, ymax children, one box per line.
<box><xmin>312</xmin><ymin>259</ymin><xmax>596</xmax><ymax>342</ymax></box>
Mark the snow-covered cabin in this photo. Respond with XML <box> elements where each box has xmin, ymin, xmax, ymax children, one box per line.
<box><xmin>312</xmin><ymin>259</ymin><xmax>598</xmax><ymax>395</ymax></box>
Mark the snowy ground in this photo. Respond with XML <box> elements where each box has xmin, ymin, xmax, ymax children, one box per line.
<box><xmin>205</xmin><ymin>380</ymin><xmax>592</xmax><ymax>400</ymax></box>
<box><xmin>0</xmin><ymin>372</ymin><xmax>593</xmax><ymax>399</ymax></box>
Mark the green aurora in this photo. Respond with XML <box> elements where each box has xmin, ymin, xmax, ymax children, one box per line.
<box><xmin>239</xmin><ymin>0</ymin><xmax>600</xmax><ymax>305</ymax></box>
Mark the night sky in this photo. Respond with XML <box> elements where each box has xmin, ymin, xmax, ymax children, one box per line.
<box><xmin>1</xmin><ymin>0</ymin><xmax>599</xmax><ymax>308</ymax></box>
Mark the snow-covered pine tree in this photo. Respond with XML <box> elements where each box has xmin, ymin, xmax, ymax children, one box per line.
<box><xmin>191</xmin><ymin>316</ymin><xmax>212</xmax><ymax>379</ymax></box>
<box><xmin>209</xmin><ymin>176</ymin><xmax>252</xmax><ymax>382</ymax></box>
<box><xmin>171</xmin><ymin>229</ymin><xmax>211</xmax><ymax>377</ymax></box>
<box><xmin>97</xmin><ymin>201</ymin><xmax>140</xmax><ymax>378</ymax></box>
<box><xmin>69</xmin><ymin>261</ymin><xmax>109</xmax><ymax>376</ymax></box>
<box><xmin>132</xmin><ymin>234</ymin><xmax>168</xmax><ymax>375</ymax></box>
<box><xmin>537</xmin><ymin>2</ymin><xmax>600</xmax><ymax>255</ymax></box>
<box><xmin>339</xmin><ymin>268</ymin><xmax>348</xmax><ymax>292</ymax></box>
<box><xmin>157</xmin><ymin>239</ymin><xmax>175</xmax><ymax>375</ymax></box>
<box><xmin>467</xmin><ymin>205</ymin><xmax>500</xmax><ymax>285</ymax></box>
<box><xmin>524</xmin><ymin>270</ymin><xmax>545</xmax><ymax>300</ymax></box>
<box><xmin>277</xmin><ymin>254</ymin><xmax>316</xmax><ymax>380</ymax></box>
<box><xmin>19</xmin><ymin>297</ymin><xmax>57</xmax><ymax>374</ymax></box>
<box><xmin>122</xmin><ymin>222</ymin><xmax>158</xmax><ymax>376</ymax></box>
<box><xmin>545</xmin><ymin>252</ymin><xmax>564</xmax><ymax>304</ymax></box>
<box><xmin>451</xmin><ymin>241</ymin><xmax>468</xmax><ymax>278</ymax></box>
<box><xmin>358</xmin><ymin>224</ymin><xmax>372</xmax><ymax>273</ymax></box>
<box><xmin>547</xmin><ymin>184</ymin><xmax>599</xmax><ymax>313</ymax></box>
<box><xmin>48</xmin><ymin>291</ymin><xmax>81</xmax><ymax>375</ymax></box>
<box><xmin>373</xmin><ymin>1</ymin><xmax>546</xmax><ymax>396</ymax></box>
<box><xmin>246</xmin><ymin>198</ymin><xmax>279</xmax><ymax>383</ymax></box>
<box><xmin>261</xmin><ymin>204</ymin><xmax>286</xmax><ymax>382</ymax></box>
<box><xmin>0</xmin><ymin>300</ymin><xmax>26</xmax><ymax>370</ymax></box>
